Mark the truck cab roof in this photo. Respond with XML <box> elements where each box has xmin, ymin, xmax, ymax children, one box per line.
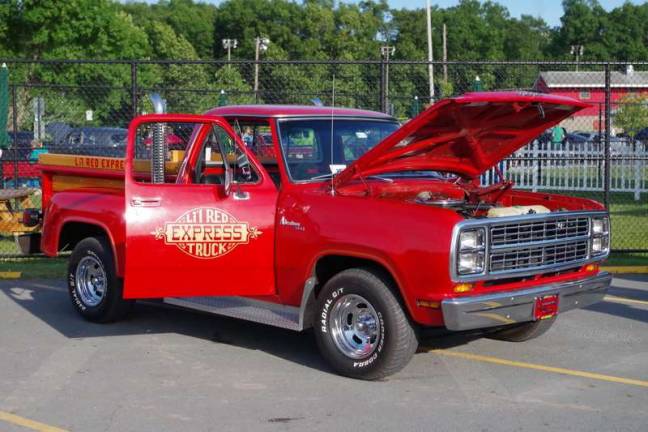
<box><xmin>205</xmin><ymin>104</ymin><xmax>395</xmax><ymax>119</ymax></box>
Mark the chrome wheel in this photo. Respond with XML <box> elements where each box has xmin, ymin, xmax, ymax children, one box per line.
<box><xmin>330</xmin><ymin>294</ymin><xmax>381</xmax><ymax>359</ymax></box>
<box><xmin>75</xmin><ymin>256</ymin><xmax>106</xmax><ymax>307</ymax></box>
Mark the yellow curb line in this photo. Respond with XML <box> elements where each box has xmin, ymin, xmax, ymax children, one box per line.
<box><xmin>0</xmin><ymin>271</ymin><xmax>22</xmax><ymax>279</ymax></box>
<box><xmin>0</xmin><ymin>411</ymin><xmax>69</xmax><ymax>432</ymax></box>
<box><xmin>601</xmin><ymin>266</ymin><xmax>648</xmax><ymax>274</ymax></box>
<box><xmin>604</xmin><ymin>295</ymin><xmax>648</xmax><ymax>306</ymax></box>
<box><xmin>429</xmin><ymin>350</ymin><xmax>648</xmax><ymax>388</ymax></box>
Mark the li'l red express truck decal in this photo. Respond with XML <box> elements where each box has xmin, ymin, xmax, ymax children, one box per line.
<box><xmin>153</xmin><ymin>207</ymin><xmax>262</xmax><ymax>259</ymax></box>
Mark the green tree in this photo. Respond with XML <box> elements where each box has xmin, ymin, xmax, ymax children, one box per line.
<box><xmin>213</xmin><ymin>66</ymin><xmax>255</xmax><ymax>104</ymax></box>
<box><xmin>614</xmin><ymin>95</ymin><xmax>648</xmax><ymax>139</ymax></box>
<box><xmin>550</xmin><ymin>0</ymin><xmax>610</xmax><ymax>61</ymax></box>
<box><xmin>122</xmin><ymin>0</ymin><xmax>217</xmax><ymax>59</ymax></box>
<box><xmin>146</xmin><ymin>22</ymin><xmax>214</xmax><ymax>112</ymax></box>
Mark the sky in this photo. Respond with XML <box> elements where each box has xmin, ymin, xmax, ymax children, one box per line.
<box><xmin>385</xmin><ymin>0</ymin><xmax>646</xmax><ymax>27</ymax></box>
<box><xmin>162</xmin><ymin>0</ymin><xmax>646</xmax><ymax>27</ymax></box>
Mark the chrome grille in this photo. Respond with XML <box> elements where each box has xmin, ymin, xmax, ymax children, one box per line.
<box><xmin>452</xmin><ymin>211</ymin><xmax>610</xmax><ymax>282</ymax></box>
<box><xmin>490</xmin><ymin>216</ymin><xmax>589</xmax><ymax>246</ymax></box>
<box><xmin>490</xmin><ymin>240</ymin><xmax>589</xmax><ymax>273</ymax></box>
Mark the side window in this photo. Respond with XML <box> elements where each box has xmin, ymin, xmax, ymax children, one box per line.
<box><xmin>228</xmin><ymin>120</ymin><xmax>276</xmax><ymax>164</ymax></box>
<box><xmin>68</xmin><ymin>132</ymin><xmax>81</xmax><ymax>147</ymax></box>
<box><xmin>194</xmin><ymin>124</ymin><xmax>259</xmax><ymax>185</ymax></box>
<box><xmin>228</xmin><ymin>119</ymin><xmax>282</xmax><ymax>187</ymax></box>
<box><xmin>134</xmin><ymin>122</ymin><xmax>194</xmax><ymax>184</ymax></box>
<box><xmin>283</xmin><ymin>127</ymin><xmax>321</xmax><ymax>162</ymax></box>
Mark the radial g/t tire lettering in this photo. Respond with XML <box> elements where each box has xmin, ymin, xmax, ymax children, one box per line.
<box><xmin>68</xmin><ymin>237</ymin><xmax>132</xmax><ymax>323</ymax></box>
<box><xmin>314</xmin><ymin>268</ymin><xmax>418</xmax><ymax>380</ymax></box>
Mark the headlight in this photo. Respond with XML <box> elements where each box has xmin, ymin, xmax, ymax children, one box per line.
<box><xmin>459</xmin><ymin>228</ymin><xmax>485</xmax><ymax>250</ymax></box>
<box><xmin>457</xmin><ymin>227</ymin><xmax>486</xmax><ymax>275</ymax></box>
<box><xmin>590</xmin><ymin>216</ymin><xmax>610</xmax><ymax>256</ymax></box>
<box><xmin>458</xmin><ymin>252</ymin><xmax>485</xmax><ymax>275</ymax></box>
<box><xmin>592</xmin><ymin>218</ymin><xmax>609</xmax><ymax>235</ymax></box>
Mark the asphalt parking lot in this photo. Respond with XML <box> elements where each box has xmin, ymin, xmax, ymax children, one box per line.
<box><xmin>0</xmin><ymin>276</ymin><xmax>646</xmax><ymax>432</ymax></box>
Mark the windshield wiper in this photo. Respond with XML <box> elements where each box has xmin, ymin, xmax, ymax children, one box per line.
<box><xmin>309</xmin><ymin>173</ymin><xmax>335</xmax><ymax>181</ymax></box>
<box><xmin>366</xmin><ymin>175</ymin><xmax>393</xmax><ymax>183</ymax></box>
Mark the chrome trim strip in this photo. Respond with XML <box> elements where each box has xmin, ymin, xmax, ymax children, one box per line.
<box><xmin>490</xmin><ymin>234</ymin><xmax>591</xmax><ymax>251</ymax></box>
<box><xmin>450</xmin><ymin>211</ymin><xmax>610</xmax><ymax>282</ymax></box>
<box><xmin>222</xmin><ymin>113</ymin><xmax>396</xmax><ymax>120</ymax></box>
<box><xmin>441</xmin><ymin>272</ymin><xmax>611</xmax><ymax>331</ymax></box>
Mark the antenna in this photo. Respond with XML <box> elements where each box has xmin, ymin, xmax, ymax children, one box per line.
<box><xmin>330</xmin><ymin>75</ymin><xmax>336</xmax><ymax>195</ymax></box>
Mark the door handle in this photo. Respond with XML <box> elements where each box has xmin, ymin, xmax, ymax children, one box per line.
<box><xmin>131</xmin><ymin>197</ymin><xmax>161</xmax><ymax>207</ymax></box>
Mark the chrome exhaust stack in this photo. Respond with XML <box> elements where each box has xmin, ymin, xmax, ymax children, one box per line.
<box><xmin>149</xmin><ymin>93</ymin><xmax>167</xmax><ymax>184</ymax></box>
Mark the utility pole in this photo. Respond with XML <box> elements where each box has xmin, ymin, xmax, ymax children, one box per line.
<box><xmin>442</xmin><ymin>23</ymin><xmax>447</xmax><ymax>83</ymax></box>
<box><xmin>254</xmin><ymin>37</ymin><xmax>270</xmax><ymax>103</ymax></box>
<box><xmin>426</xmin><ymin>0</ymin><xmax>435</xmax><ymax>103</ymax></box>
<box><xmin>570</xmin><ymin>45</ymin><xmax>584</xmax><ymax>71</ymax></box>
<box><xmin>380</xmin><ymin>45</ymin><xmax>395</xmax><ymax>114</ymax></box>
<box><xmin>222</xmin><ymin>39</ymin><xmax>238</xmax><ymax>68</ymax></box>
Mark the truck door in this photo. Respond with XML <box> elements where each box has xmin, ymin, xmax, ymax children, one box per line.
<box><xmin>124</xmin><ymin>114</ymin><xmax>277</xmax><ymax>299</ymax></box>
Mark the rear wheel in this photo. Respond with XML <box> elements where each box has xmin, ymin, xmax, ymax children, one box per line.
<box><xmin>68</xmin><ymin>237</ymin><xmax>132</xmax><ymax>323</ymax></box>
<box><xmin>488</xmin><ymin>317</ymin><xmax>556</xmax><ymax>342</ymax></box>
<box><xmin>314</xmin><ymin>268</ymin><xmax>418</xmax><ymax>380</ymax></box>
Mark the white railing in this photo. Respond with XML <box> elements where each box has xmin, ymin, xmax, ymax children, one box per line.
<box><xmin>482</xmin><ymin>140</ymin><xmax>648</xmax><ymax>200</ymax></box>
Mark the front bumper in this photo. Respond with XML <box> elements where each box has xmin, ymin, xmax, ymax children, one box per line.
<box><xmin>441</xmin><ymin>272</ymin><xmax>612</xmax><ymax>331</ymax></box>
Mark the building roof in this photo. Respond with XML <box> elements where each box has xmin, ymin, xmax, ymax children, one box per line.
<box><xmin>205</xmin><ymin>104</ymin><xmax>394</xmax><ymax>119</ymax></box>
<box><xmin>537</xmin><ymin>70</ymin><xmax>648</xmax><ymax>89</ymax></box>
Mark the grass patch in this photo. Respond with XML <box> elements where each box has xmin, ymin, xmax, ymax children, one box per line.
<box><xmin>604</xmin><ymin>252</ymin><xmax>648</xmax><ymax>266</ymax></box>
<box><xmin>0</xmin><ymin>257</ymin><xmax>67</xmax><ymax>279</ymax></box>
<box><xmin>538</xmin><ymin>191</ymin><xmax>647</xmax><ymax>251</ymax></box>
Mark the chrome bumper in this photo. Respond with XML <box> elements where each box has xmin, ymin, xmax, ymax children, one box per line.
<box><xmin>441</xmin><ymin>272</ymin><xmax>612</xmax><ymax>331</ymax></box>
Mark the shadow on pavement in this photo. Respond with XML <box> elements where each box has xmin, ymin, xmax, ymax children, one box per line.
<box><xmin>0</xmin><ymin>280</ymin><xmax>334</xmax><ymax>374</ymax></box>
<box><xmin>0</xmin><ymin>279</ymin><xmax>528</xmax><ymax>372</ymax></box>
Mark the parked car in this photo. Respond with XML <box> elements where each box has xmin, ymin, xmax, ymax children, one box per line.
<box><xmin>53</xmin><ymin>127</ymin><xmax>127</xmax><ymax>157</ymax></box>
<box><xmin>44</xmin><ymin>122</ymin><xmax>72</xmax><ymax>147</ymax></box>
<box><xmin>1</xmin><ymin>131</ymin><xmax>39</xmax><ymax>188</ymax></box>
<box><xmin>572</xmin><ymin>131</ymin><xmax>601</xmax><ymax>143</ymax></box>
<box><xmin>633</xmin><ymin>127</ymin><xmax>648</xmax><ymax>142</ymax></box>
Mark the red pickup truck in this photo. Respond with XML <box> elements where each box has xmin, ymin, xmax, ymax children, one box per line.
<box><xmin>37</xmin><ymin>92</ymin><xmax>611</xmax><ymax>380</ymax></box>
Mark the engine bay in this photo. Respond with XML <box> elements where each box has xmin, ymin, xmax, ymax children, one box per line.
<box><xmin>353</xmin><ymin>177</ymin><xmax>602</xmax><ymax>218</ymax></box>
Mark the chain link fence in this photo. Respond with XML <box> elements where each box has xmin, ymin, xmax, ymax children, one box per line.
<box><xmin>0</xmin><ymin>59</ymin><xmax>646</xmax><ymax>255</ymax></box>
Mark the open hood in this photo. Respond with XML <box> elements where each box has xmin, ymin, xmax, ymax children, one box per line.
<box><xmin>333</xmin><ymin>92</ymin><xmax>589</xmax><ymax>187</ymax></box>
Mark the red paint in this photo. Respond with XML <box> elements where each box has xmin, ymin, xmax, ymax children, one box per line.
<box><xmin>40</xmin><ymin>92</ymin><xmax>609</xmax><ymax>328</ymax></box>
<box><xmin>334</xmin><ymin>92</ymin><xmax>588</xmax><ymax>185</ymax></box>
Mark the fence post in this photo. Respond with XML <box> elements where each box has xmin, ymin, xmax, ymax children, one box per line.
<box><xmin>604</xmin><ymin>64</ymin><xmax>611</xmax><ymax>209</ymax></box>
<box><xmin>11</xmin><ymin>84</ymin><xmax>17</xmax><ymax>189</ymax></box>
<box><xmin>532</xmin><ymin>140</ymin><xmax>538</xmax><ymax>192</ymax></box>
<box><xmin>379</xmin><ymin>57</ymin><xmax>387</xmax><ymax>113</ymax></box>
<box><xmin>131</xmin><ymin>62</ymin><xmax>138</xmax><ymax>121</ymax></box>
<box><xmin>634</xmin><ymin>140</ymin><xmax>641</xmax><ymax>201</ymax></box>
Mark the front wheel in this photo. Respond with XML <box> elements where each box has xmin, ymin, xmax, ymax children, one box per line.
<box><xmin>314</xmin><ymin>268</ymin><xmax>418</xmax><ymax>380</ymax></box>
<box><xmin>68</xmin><ymin>237</ymin><xmax>132</xmax><ymax>323</ymax></box>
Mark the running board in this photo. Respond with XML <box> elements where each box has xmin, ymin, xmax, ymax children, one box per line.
<box><xmin>163</xmin><ymin>278</ymin><xmax>317</xmax><ymax>332</ymax></box>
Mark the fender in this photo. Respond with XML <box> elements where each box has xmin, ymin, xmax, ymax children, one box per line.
<box><xmin>55</xmin><ymin>216</ymin><xmax>123</xmax><ymax>276</ymax></box>
<box><xmin>307</xmin><ymin>248</ymin><xmax>415</xmax><ymax>319</ymax></box>
<box><xmin>41</xmin><ymin>190</ymin><xmax>126</xmax><ymax>277</ymax></box>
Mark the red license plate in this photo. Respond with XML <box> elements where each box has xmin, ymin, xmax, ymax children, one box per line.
<box><xmin>534</xmin><ymin>294</ymin><xmax>559</xmax><ymax>320</ymax></box>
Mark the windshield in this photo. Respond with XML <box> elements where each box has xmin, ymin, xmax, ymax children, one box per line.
<box><xmin>278</xmin><ymin>118</ymin><xmax>399</xmax><ymax>181</ymax></box>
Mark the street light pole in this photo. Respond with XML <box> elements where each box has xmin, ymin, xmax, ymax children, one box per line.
<box><xmin>254</xmin><ymin>37</ymin><xmax>270</xmax><ymax>103</ymax></box>
<box><xmin>380</xmin><ymin>46</ymin><xmax>395</xmax><ymax>113</ymax></box>
<box><xmin>426</xmin><ymin>0</ymin><xmax>435</xmax><ymax>103</ymax></box>
<box><xmin>222</xmin><ymin>39</ymin><xmax>238</xmax><ymax>69</ymax></box>
<box><xmin>570</xmin><ymin>44</ymin><xmax>584</xmax><ymax>71</ymax></box>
